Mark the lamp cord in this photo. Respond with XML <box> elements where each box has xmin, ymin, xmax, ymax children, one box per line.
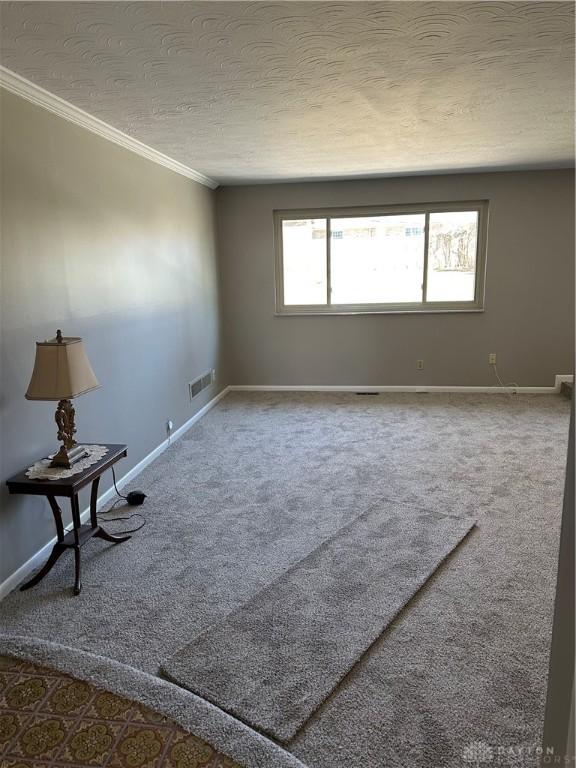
<box><xmin>97</xmin><ymin>465</ymin><xmax>147</xmax><ymax>534</ymax></box>
<box><xmin>111</xmin><ymin>466</ymin><xmax>127</xmax><ymax>500</ymax></box>
<box><xmin>491</xmin><ymin>362</ymin><xmax>520</xmax><ymax>398</ymax></box>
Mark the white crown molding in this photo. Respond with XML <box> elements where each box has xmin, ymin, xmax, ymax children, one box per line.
<box><xmin>0</xmin><ymin>65</ymin><xmax>218</xmax><ymax>190</ymax></box>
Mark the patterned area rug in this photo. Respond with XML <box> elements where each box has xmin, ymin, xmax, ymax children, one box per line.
<box><xmin>0</xmin><ymin>655</ymin><xmax>240</xmax><ymax>768</ymax></box>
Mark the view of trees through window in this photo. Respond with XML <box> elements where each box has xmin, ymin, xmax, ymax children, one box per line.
<box><xmin>279</xmin><ymin>205</ymin><xmax>482</xmax><ymax>310</ymax></box>
<box><xmin>427</xmin><ymin>210</ymin><xmax>478</xmax><ymax>302</ymax></box>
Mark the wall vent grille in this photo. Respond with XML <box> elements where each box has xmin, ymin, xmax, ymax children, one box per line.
<box><xmin>189</xmin><ymin>370</ymin><xmax>215</xmax><ymax>401</ymax></box>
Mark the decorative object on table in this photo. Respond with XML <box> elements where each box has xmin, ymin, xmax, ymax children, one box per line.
<box><xmin>25</xmin><ymin>444</ymin><xmax>109</xmax><ymax>480</ymax></box>
<box><xmin>6</xmin><ymin>444</ymin><xmax>130</xmax><ymax>596</ymax></box>
<box><xmin>25</xmin><ymin>329</ymin><xmax>100</xmax><ymax>468</ymax></box>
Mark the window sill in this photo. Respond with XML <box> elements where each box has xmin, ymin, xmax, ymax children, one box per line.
<box><xmin>275</xmin><ymin>307</ymin><xmax>485</xmax><ymax>317</ymax></box>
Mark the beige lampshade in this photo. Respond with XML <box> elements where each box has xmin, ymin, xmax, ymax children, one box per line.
<box><xmin>25</xmin><ymin>332</ymin><xmax>100</xmax><ymax>401</ymax></box>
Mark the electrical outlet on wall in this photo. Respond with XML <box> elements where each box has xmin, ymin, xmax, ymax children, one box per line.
<box><xmin>488</xmin><ymin>353</ymin><xmax>497</xmax><ymax>365</ymax></box>
<box><xmin>416</xmin><ymin>359</ymin><xmax>424</xmax><ymax>370</ymax></box>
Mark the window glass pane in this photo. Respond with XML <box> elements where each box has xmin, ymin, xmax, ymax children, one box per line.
<box><xmin>282</xmin><ymin>219</ymin><xmax>327</xmax><ymax>305</ymax></box>
<box><xmin>427</xmin><ymin>211</ymin><xmax>478</xmax><ymax>302</ymax></box>
<box><xmin>330</xmin><ymin>215</ymin><xmax>425</xmax><ymax>304</ymax></box>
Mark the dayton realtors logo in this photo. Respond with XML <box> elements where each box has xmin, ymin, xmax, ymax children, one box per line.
<box><xmin>462</xmin><ymin>741</ymin><xmax>494</xmax><ymax>764</ymax></box>
<box><xmin>462</xmin><ymin>741</ymin><xmax>571</xmax><ymax>765</ymax></box>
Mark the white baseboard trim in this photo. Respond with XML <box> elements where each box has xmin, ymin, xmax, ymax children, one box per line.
<box><xmin>106</xmin><ymin>385</ymin><xmax>231</xmax><ymax>499</ymax></box>
<box><xmin>228</xmin><ymin>382</ymin><xmax>564</xmax><ymax>394</ymax></box>
<box><xmin>0</xmin><ymin>386</ymin><xmax>231</xmax><ymax>602</ymax></box>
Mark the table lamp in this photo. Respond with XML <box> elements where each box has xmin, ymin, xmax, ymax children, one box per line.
<box><xmin>25</xmin><ymin>330</ymin><xmax>100</xmax><ymax>468</ymax></box>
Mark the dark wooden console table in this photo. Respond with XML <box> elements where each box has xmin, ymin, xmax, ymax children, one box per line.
<box><xmin>6</xmin><ymin>444</ymin><xmax>130</xmax><ymax>596</ymax></box>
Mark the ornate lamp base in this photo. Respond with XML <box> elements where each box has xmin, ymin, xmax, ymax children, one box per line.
<box><xmin>49</xmin><ymin>398</ymin><xmax>88</xmax><ymax>468</ymax></box>
<box><xmin>50</xmin><ymin>444</ymin><xmax>89</xmax><ymax>469</ymax></box>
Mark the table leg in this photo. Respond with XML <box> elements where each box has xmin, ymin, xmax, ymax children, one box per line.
<box><xmin>20</xmin><ymin>496</ymin><xmax>66</xmax><ymax>591</ymax></box>
<box><xmin>94</xmin><ymin>527</ymin><xmax>131</xmax><ymax>544</ymax></box>
<box><xmin>90</xmin><ymin>477</ymin><xmax>100</xmax><ymax>528</ymax></box>
<box><xmin>20</xmin><ymin>542</ymin><xmax>67</xmax><ymax>591</ymax></box>
<box><xmin>71</xmin><ymin>494</ymin><xmax>82</xmax><ymax>596</ymax></box>
<box><xmin>73</xmin><ymin>546</ymin><xmax>81</xmax><ymax>596</ymax></box>
<box><xmin>47</xmin><ymin>495</ymin><xmax>65</xmax><ymax>542</ymax></box>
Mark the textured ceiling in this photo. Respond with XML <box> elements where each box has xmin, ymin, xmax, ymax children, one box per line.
<box><xmin>0</xmin><ymin>1</ymin><xmax>574</xmax><ymax>184</ymax></box>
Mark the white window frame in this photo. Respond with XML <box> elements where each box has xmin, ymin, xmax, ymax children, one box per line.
<box><xmin>274</xmin><ymin>200</ymin><xmax>489</xmax><ymax>315</ymax></box>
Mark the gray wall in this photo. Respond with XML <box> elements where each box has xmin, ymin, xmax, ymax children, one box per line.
<box><xmin>217</xmin><ymin>171</ymin><xmax>574</xmax><ymax>386</ymax></box>
<box><xmin>1</xmin><ymin>88</ymin><xmax>573</xmax><ymax>588</ymax></box>
<box><xmin>0</xmin><ymin>89</ymin><xmax>226</xmax><ymax>584</ymax></box>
